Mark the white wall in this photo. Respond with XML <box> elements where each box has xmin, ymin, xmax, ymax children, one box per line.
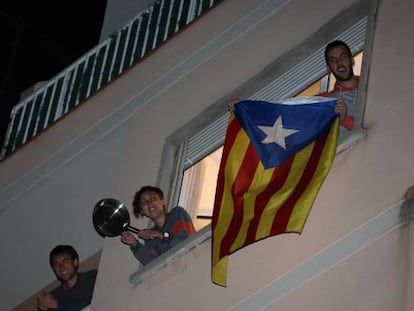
<box><xmin>1</xmin><ymin>0</ymin><xmax>413</xmax><ymax>310</ymax></box>
<box><xmin>92</xmin><ymin>0</ymin><xmax>414</xmax><ymax>309</ymax></box>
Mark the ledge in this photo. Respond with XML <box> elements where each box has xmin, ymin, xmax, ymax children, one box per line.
<box><xmin>337</xmin><ymin>127</ymin><xmax>367</xmax><ymax>154</ymax></box>
<box><xmin>129</xmin><ymin>128</ymin><xmax>368</xmax><ymax>286</ymax></box>
<box><xmin>129</xmin><ymin>225</ymin><xmax>211</xmax><ymax>286</ymax></box>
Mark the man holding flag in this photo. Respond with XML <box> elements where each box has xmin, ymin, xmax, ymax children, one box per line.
<box><xmin>211</xmin><ymin>40</ymin><xmax>359</xmax><ymax>286</ymax></box>
<box><xmin>211</xmin><ymin>96</ymin><xmax>340</xmax><ymax>286</ymax></box>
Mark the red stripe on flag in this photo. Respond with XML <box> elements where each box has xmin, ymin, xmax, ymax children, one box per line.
<box><xmin>244</xmin><ymin>158</ymin><xmax>294</xmax><ymax>245</ymax></box>
<box><xmin>270</xmin><ymin>129</ymin><xmax>330</xmax><ymax>234</ymax></box>
<box><xmin>219</xmin><ymin>142</ymin><xmax>259</xmax><ymax>259</ymax></box>
<box><xmin>212</xmin><ymin>117</ymin><xmax>240</xmax><ymax>229</ymax></box>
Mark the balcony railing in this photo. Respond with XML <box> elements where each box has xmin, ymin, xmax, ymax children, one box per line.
<box><xmin>0</xmin><ymin>0</ymin><xmax>222</xmax><ymax>159</ymax></box>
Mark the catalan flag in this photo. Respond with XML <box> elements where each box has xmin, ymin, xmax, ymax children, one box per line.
<box><xmin>211</xmin><ymin>96</ymin><xmax>339</xmax><ymax>286</ymax></box>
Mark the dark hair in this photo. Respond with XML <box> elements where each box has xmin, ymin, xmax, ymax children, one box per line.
<box><xmin>132</xmin><ymin>186</ymin><xmax>164</xmax><ymax>217</ymax></box>
<box><xmin>324</xmin><ymin>40</ymin><xmax>352</xmax><ymax>62</ymax></box>
<box><xmin>49</xmin><ymin>245</ymin><xmax>79</xmax><ymax>267</ymax></box>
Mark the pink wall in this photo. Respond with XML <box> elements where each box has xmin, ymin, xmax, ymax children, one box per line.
<box><xmin>2</xmin><ymin>0</ymin><xmax>414</xmax><ymax>309</ymax></box>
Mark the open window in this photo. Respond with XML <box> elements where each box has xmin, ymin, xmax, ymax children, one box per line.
<box><xmin>157</xmin><ymin>2</ymin><xmax>377</xmax><ymax>232</ymax></box>
<box><xmin>178</xmin><ymin>50</ymin><xmax>364</xmax><ymax>229</ymax></box>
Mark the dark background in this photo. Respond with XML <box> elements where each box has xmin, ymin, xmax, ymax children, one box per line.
<box><xmin>0</xmin><ymin>1</ymin><xmax>107</xmax><ymax>149</ymax></box>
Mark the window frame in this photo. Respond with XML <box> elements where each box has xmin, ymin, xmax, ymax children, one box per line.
<box><xmin>130</xmin><ymin>0</ymin><xmax>379</xmax><ymax>286</ymax></box>
<box><xmin>159</xmin><ymin>1</ymin><xmax>377</xmax><ymax>211</ymax></box>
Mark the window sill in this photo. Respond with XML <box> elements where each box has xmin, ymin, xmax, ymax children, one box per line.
<box><xmin>129</xmin><ymin>225</ymin><xmax>212</xmax><ymax>286</ymax></box>
<box><xmin>337</xmin><ymin>127</ymin><xmax>367</xmax><ymax>154</ymax></box>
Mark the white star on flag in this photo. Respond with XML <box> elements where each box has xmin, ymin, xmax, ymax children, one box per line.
<box><xmin>258</xmin><ymin>115</ymin><xmax>299</xmax><ymax>149</ymax></box>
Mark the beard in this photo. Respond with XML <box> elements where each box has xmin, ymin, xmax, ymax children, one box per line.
<box><xmin>333</xmin><ymin>65</ymin><xmax>354</xmax><ymax>82</ymax></box>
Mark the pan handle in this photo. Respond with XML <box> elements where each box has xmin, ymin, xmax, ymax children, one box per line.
<box><xmin>126</xmin><ymin>225</ymin><xmax>157</xmax><ymax>239</ymax></box>
<box><xmin>126</xmin><ymin>225</ymin><xmax>140</xmax><ymax>234</ymax></box>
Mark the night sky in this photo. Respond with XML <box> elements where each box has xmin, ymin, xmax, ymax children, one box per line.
<box><xmin>0</xmin><ymin>1</ymin><xmax>107</xmax><ymax>149</ymax></box>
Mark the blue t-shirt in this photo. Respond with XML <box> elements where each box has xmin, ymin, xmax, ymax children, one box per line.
<box><xmin>49</xmin><ymin>269</ymin><xmax>97</xmax><ymax>311</ymax></box>
<box><xmin>131</xmin><ymin>206</ymin><xmax>195</xmax><ymax>265</ymax></box>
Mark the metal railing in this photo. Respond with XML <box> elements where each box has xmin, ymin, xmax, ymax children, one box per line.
<box><xmin>0</xmin><ymin>0</ymin><xmax>222</xmax><ymax>159</ymax></box>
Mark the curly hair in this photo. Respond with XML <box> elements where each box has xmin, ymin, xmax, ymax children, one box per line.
<box><xmin>132</xmin><ymin>185</ymin><xmax>164</xmax><ymax>218</ymax></box>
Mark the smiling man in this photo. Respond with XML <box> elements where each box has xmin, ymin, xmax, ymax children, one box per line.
<box><xmin>120</xmin><ymin>185</ymin><xmax>195</xmax><ymax>265</ymax></box>
<box><xmin>228</xmin><ymin>40</ymin><xmax>359</xmax><ymax>133</ymax></box>
<box><xmin>319</xmin><ymin>40</ymin><xmax>360</xmax><ymax>132</ymax></box>
<box><xmin>37</xmin><ymin>245</ymin><xmax>97</xmax><ymax>311</ymax></box>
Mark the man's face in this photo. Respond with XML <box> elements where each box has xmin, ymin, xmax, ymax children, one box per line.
<box><xmin>326</xmin><ymin>45</ymin><xmax>354</xmax><ymax>82</ymax></box>
<box><xmin>140</xmin><ymin>191</ymin><xmax>165</xmax><ymax>219</ymax></box>
<box><xmin>52</xmin><ymin>253</ymin><xmax>79</xmax><ymax>283</ymax></box>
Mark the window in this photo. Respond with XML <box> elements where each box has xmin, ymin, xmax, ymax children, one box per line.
<box><xmin>297</xmin><ymin>52</ymin><xmax>363</xmax><ymax>96</ymax></box>
<box><xmin>178</xmin><ymin>51</ymin><xmax>364</xmax><ymax>229</ymax></box>
<box><xmin>157</xmin><ymin>4</ymin><xmax>376</xmax><ymax>233</ymax></box>
<box><xmin>178</xmin><ymin>147</ymin><xmax>223</xmax><ymax>230</ymax></box>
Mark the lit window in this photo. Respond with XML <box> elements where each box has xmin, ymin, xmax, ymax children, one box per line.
<box><xmin>157</xmin><ymin>7</ymin><xmax>374</xmax><ymax>233</ymax></box>
<box><xmin>178</xmin><ymin>51</ymin><xmax>364</xmax><ymax>229</ymax></box>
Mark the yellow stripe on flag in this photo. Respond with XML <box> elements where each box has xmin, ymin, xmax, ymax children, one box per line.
<box><xmin>255</xmin><ymin>141</ymin><xmax>315</xmax><ymax>240</ymax></box>
<box><xmin>286</xmin><ymin>118</ymin><xmax>339</xmax><ymax>232</ymax></box>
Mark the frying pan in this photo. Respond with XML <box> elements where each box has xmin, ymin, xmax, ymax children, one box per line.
<box><xmin>92</xmin><ymin>198</ymin><xmax>140</xmax><ymax>237</ymax></box>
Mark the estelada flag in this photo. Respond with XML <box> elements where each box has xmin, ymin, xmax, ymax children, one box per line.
<box><xmin>211</xmin><ymin>96</ymin><xmax>340</xmax><ymax>286</ymax></box>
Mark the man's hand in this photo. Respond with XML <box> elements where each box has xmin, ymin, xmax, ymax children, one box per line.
<box><xmin>37</xmin><ymin>291</ymin><xmax>58</xmax><ymax>310</ymax></box>
<box><xmin>138</xmin><ymin>229</ymin><xmax>163</xmax><ymax>240</ymax></box>
<box><xmin>334</xmin><ymin>99</ymin><xmax>348</xmax><ymax>120</ymax></box>
<box><xmin>120</xmin><ymin>232</ymin><xmax>138</xmax><ymax>246</ymax></box>
<box><xmin>228</xmin><ymin>98</ymin><xmax>241</xmax><ymax>112</ymax></box>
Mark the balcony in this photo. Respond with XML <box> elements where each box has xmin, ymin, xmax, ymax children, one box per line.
<box><xmin>1</xmin><ymin>0</ymin><xmax>222</xmax><ymax>159</ymax></box>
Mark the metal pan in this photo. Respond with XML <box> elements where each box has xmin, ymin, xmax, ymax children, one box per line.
<box><xmin>92</xmin><ymin>198</ymin><xmax>140</xmax><ymax>237</ymax></box>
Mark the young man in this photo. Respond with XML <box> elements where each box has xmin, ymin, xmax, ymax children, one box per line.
<box><xmin>228</xmin><ymin>40</ymin><xmax>359</xmax><ymax>132</ymax></box>
<box><xmin>121</xmin><ymin>185</ymin><xmax>195</xmax><ymax>265</ymax></box>
<box><xmin>319</xmin><ymin>40</ymin><xmax>360</xmax><ymax>131</ymax></box>
<box><xmin>37</xmin><ymin>245</ymin><xmax>97</xmax><ymax>311</ymax></box>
